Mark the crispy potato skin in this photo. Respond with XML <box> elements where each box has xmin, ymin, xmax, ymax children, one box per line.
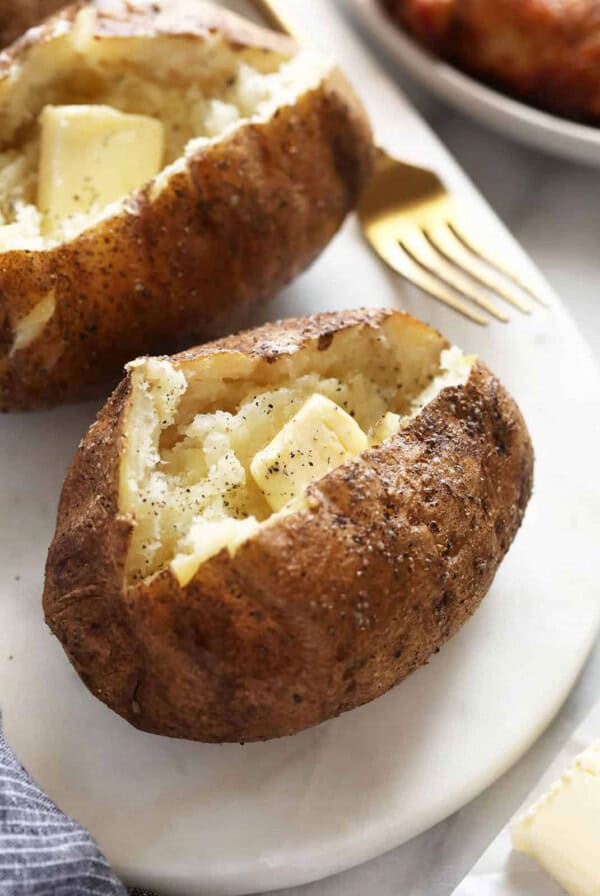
<box><xmin>383</xmin><ymin>0</ymin><xmax>600</xmax><ymax>121</ymax></box>
<box><xmin>0</xmin><ymin>0</ymin><xmax>67</xmax><ymax>47</ymax></box>
<box><xmin>0</xmin><ymin>4</ymin><xmax>373</xmax><ymax>411</ymax></box>
<box><xmin>44</xmin><ymin>309</ymin><xmax>534</xmax><ymax>743</ymax></box>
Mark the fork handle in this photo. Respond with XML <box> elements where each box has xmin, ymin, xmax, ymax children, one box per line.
<box><xmin>250</xmin><ymin>0</ymin><xmax>306</xmax><ymax>42</ymax></box>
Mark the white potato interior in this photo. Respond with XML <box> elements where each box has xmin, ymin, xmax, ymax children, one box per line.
<box><xmin>120</xmin><ymin>318</ymin><xmax>474</xmax><ymax>586</ymax></box>
<box><xmin>0</xmin><ymin>7</ymin><xmax>327</xmax><ymax>249</ymax></box>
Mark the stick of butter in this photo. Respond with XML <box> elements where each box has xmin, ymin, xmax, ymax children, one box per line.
<box><xmin>511</xmin><ymin>742</ymin><xmax>600</xmax><ymax>896</ymax></box>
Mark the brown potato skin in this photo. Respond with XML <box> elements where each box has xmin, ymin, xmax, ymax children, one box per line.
<box><xmin>0</xmin><ymin>4</ymin><xmax>373</xmax><ymax>411</ymax></box>
<box><xmin>44</xmin><ymin>309</ymin><xmax>534</xmax><ymax>743</ymax></box>
<box><xmin>383</xmin><ymin>0</ymin><xmax>600</xmax><ymax>122</ymax></box>
<box><xmin>0</xmin><ymin>0</ymin><xmax>67</xmax><ymax>47</ymax></box>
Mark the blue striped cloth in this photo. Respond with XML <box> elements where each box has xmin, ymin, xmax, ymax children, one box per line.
<box><xmin>0</xmin><ymin>717</ymin><xmax>127</xmax><ymax>896</ymax></box>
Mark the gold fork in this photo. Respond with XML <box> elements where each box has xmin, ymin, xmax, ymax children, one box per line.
<box><xmin>251</xmin><ymin>0</ymin><xmax>546</xmax><ymax>325</ymax></box>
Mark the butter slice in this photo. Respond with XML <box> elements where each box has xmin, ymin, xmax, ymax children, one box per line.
<box><xmin>250</xmin><ymin>394</ymin><xmax>368</xmax><ymax>512</ymax></box>
<box><xmin>38</xmin><ymin>104</ymin><xmax>164</xmax><ymax>231</ymax></box>
<box><xmin>511</xmin><ymin>742</ymin><xmax>600</xmax><ymax>896</ymax></box>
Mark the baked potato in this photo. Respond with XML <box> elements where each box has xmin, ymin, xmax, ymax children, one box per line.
<box><xmin>44</xmin><ymin>308</ymin><xmax>534</xmax><ymax>743</ymax></box>
<box><xmin>0</xmin><ymin>1</ymin><xmax>373</xmax><ymax>411</ymax></box>
<box><xmin>383</xmin><ymin>0</ymin><xmax>600</xmax><ymax>122</ymax></box>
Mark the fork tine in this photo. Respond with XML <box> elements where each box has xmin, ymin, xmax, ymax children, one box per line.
<box><xmin>401</xmin><ymin>230</ymin><xmax>509</xmax><ymax>322</ymax></box>
<box><xmin>427</xmin><ymin>222</ymin><xmax>532</xmax><ymax>314</ymax></box>
<box><xmin>372</xmin><ymin>237</ymin><xmax>488</xmax><ymax>325</ymax></box>
<box><xmin>448</xmin><ymin>220</ymin><xmax>548</xmax><ymax>307</ymax></box>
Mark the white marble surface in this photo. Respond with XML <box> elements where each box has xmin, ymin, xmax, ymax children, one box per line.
<box><xmin>3</xmin><ymin>3</ymin><xmax>595</xmax><ymax>895</ymax></box>
<box><xmin>259</xmin><ymin>8</ymin><xmax>600</xmax><ymax>896</ymax></box>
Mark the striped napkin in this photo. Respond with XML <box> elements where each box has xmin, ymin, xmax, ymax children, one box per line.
<box><xmin>0</xmin><ymin>717</ymin><xmax>126</xmax><ymax>896</ymax></box>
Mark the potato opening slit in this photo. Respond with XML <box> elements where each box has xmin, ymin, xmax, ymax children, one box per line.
<box><xmin>0</xmin><ymin>6</ymin><xmax>326</xmax><ymax>251</ymax></box>
<box><xmin>120</xmin><ymin>317</ymin><xmax>474</xmax><ymax>587</ymax></box>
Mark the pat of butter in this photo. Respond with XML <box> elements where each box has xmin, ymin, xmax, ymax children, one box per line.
<box><xmin>250</xmin><ymin>394</ymin><xmax>368</xmax><ymax>513</ymax></box>
<box><xmin>38</xmin><ymin>104</ymin><xmax>164</xmax><ymax>229</ymax></box>
<box><xmin>10</xmin><ymin>291</ymin><xmax>55</xmax><ymax>355</ymax></box>
<box><xmin>511</xmin><ymin>742</ymin><xmax>600</xmax><ymax>896</ymax></box>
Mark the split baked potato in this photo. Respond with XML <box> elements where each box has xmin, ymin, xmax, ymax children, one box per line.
<box><xmin>44</xmin><ymin>309</ymin><xmax>534</xmax><ymax>743</ymax></box>
<box><xmin>0</xmin><ymin>1</ymin><xmax>373</xmax><ymax>411</ymax></box>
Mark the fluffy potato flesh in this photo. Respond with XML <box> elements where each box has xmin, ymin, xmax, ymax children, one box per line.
<box><xmin>0</xmin><ymin>6</ymin><xmax>328</xmax><ymax>251</ymax></box>
<box><xmin>121</xmin><ymin>319</ymin><xmax>474</xmax><ymax>587</ymax></box>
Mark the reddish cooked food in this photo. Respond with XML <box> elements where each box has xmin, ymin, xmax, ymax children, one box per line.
<box><xmin>383</xmin><ymin>0</ymin><xmax>600</xmax><ymax>121</ymax></box>
<box><xmin>44</xmin><ymin>309</ymin><xmax>534</xmax><ymax>743</ymax></box>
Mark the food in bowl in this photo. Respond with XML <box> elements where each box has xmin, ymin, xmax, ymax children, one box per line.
<box><xmin>382</xmin><ymin>0</ymin><xmax>600</xmax><ymax>122</ymax></box>
<box><xmin>0</xmin><ymin>1</ymin><xmax>373</xmax><ymax>410</ymax></box>
<box><xmin>44</xmin><ymin>308</ymin><xmax>534</xmax><ymax>742</ymax></box>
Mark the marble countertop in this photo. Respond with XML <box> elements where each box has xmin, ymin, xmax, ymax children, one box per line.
<box><xmin>262</xmin><ymin>15</ymin><xmax>600</xmax><ymax>896</ymax></box>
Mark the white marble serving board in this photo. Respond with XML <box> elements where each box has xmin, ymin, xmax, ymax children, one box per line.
<box><xmin>1</xmin><ymin>2</ymin><xmax>600</xmax><ymax>895</ymax></box>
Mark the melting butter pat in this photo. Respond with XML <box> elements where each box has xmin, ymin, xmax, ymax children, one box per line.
<box><xmin>511</xmin><ymin>742</ymin><xmax>600</xmax><ymax>896</ymax></box>
<box><xmin>250</xmin><ymin>394</ymin><xmax>368</xmax><ymax>512</ymax></box>
<box><xmin>38</xmin><ymin>104</ymin><xmax>164</xmax><ymax>230</ymax></box>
